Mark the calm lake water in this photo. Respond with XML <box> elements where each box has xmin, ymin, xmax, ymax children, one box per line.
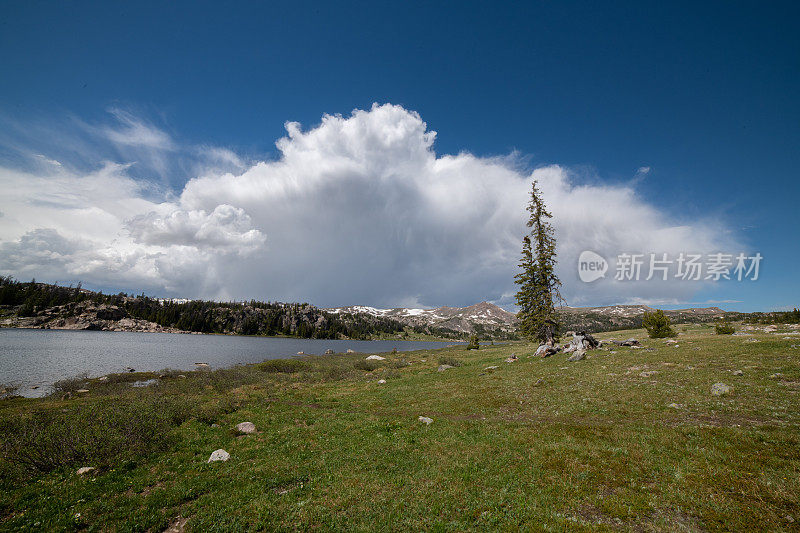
<box><xmin>0</xmin><ymin>328</ymin><xmax>456</xmax><ymax>397</ymax></box>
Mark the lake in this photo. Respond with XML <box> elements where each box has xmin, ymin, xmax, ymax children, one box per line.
<box><xmin>0</xmin><ymin>328</ymin><xmax>457</xmax><ymax>397</ymax></box>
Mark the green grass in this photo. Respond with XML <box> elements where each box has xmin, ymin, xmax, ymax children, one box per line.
<box><xmin>1</xmin><ymin>324</ymin><xmax>799</xmax><ymax>531</ymax></box>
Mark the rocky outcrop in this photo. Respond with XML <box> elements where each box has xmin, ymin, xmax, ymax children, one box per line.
<box><xmin>0</xmin><ymin>302</ymin><xmax>182</xmax><ymax>333</ymax></box>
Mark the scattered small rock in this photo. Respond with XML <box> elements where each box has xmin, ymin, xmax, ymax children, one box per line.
<box><xmin>211</xmin><ymin>423</ymin><xmax>220</xmax><ymax>428</ymax></box>
<box><xmin>534</xmin><ymin>378</ymin><xmax>544</xmax><ymax>386</ymax></box>
<box><xmin>668</xmin><ymin>403</ymin><xmax>682</xmax><ymax>409</ymax></box>
<box><xmin>438</xmin><ymin>364</ymin><xmax>454</xmax><ymax>372</ymax></box>
<box><xmin>76</xmin><ymin>466</ymin><xmax>96</xmax><ymax>476</ymax></box>
<box><xmin>770</xmin><ymin>373</ymin><xmax>784</xmax><ymax>379</ymax></box>
<box><xmin>98</xmin><ymin>376</ymin><xmax>108</xmax><ymax>381</ymax></box>
<box><xmin>76</xmin><ymin>389</ymin><xmax>90</xmax><ymax>394</ymax></box>
<box><xmin>207</xmin><ymin>449</ymin><xmax>230</xmax><ymax>463</ymax></box>
<box><xmin>640</xmin><ymin>370</ymin><xmax>658</xmax><ymax>377</ymax></box>
<box><xmin>504</xmin><ymin>354</ymin><xmax>518</xmax><ymax>363</ymax></box>
<box><xmin>418</xmin><ymin>416</ymin><xmax>433</xmax><ymax>425</ymax></box>
<box><xmin>366</xmin><ymin>355</ymin><xmax>386</xmax><ymax>361</ymax></box>
<box><xmin>235</xmin><ymin>422</ymin><xmax>257</xmax><ymax>434</ymax></box>
<box><xmin>733</xmin><ymin>370</ymin><xmax>743</xmax><ymax>376</ymax></box>
<box><xmin>346</xmin><ymin>349</ymin><xmax>355</xmax><ymax>354</ymax></box>
<box><xmin>377</xmin><ymin>379</ymin><xmax>386</xmax><ymax>384</ymax></box>
<box><xmin>297</xmin><ymin>351</ymin><xmax>305</xmax><ymax>355</ymax></box>
<box><xmin>484</xmin><ymin>365</ymin><xmax>499</xmax><ymax>371</ymax></box>
<box><xmin>711</xmin><ymin>382</ymin><xmax>732</xmax><ymax>396</ymax></box>
<box><xmin>177</xmin><ymin>374</ymin><xmax>187</xmax><ymax>379</ymax></box>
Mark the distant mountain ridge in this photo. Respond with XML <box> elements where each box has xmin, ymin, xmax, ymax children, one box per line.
<box><xmin>329</xmin><ymin>302</ymin><xmax>737</xmax><ymax>336</ymax></box>
<box><xmin>327</xmin><ymin>301</ymin><xmax>517</xmax><ymax>335</ymax></box>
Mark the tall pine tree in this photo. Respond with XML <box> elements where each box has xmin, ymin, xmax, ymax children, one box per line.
<box><xmin>514</xmin><ymin>180</ymin><xmax>563</xmax><ymax>345</ymax></box>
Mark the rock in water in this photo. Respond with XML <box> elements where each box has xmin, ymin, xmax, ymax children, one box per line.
<box><xmin>711</xmin><ymin>383</ymin><xmax>732</xmax><ymax>396</ymax></box>
<box><xmin>567</xmin><ymin>350</ymin><xmax>586</xmax><ymax>362</ymax></box>
<box><xmin>324</xmin><ymin>349</ymin><xmax>334</xmax><ymax>355</ymax></box>
<box><xmin>366</xmin><ymin>355</ymin><xmax>386</xmax><ymax>361</ymax></box>
<box><xmin>235</xmin><ymin>422</ymin><xmax>256</xmax><ymax>434</ymax></box>
<box><xmin>418</xmin><ymin>416</ymin><xmax>433</xmax><ymax>425</ymax></box>
<box><xmin>208</xmin><ymin>449</ymin><xmax>230</xmax><ymax>463</ymax></box>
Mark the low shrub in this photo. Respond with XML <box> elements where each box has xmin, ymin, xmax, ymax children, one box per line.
<box><xmin>437</xmin><ymin>356</ymin><xmax>463</xmax><ymax>367</ymax></box>
<box><xmin>52</xmin><ymin>373</ymin><xmax>90</xmax><ymax>394</ymax></box>
<box><xmin>466</xmin><ymin>335</ymin><xmax>480</xmax><ymax>350</ymax></box>
<box><xmin>715</xmin><ymin>322</ymin><xmax>736</xmax><ymax>335</ymax></box>
<box><xmin>0</xmin><ymin>396</ymin><xmax>188</xmax><ymax>475</ymax></box>
<box><xmin>642</xmin><ymin>309</ymin><xmax>676</xmax><ymax>338</ymax></box>
<box><xmin>258</xmin><ymin>359</ymin><xmax>306</xmax><ymax>373</ymax></box>
<box><xmin>354</xmin><ymin>360</ymin><xmax>378</xmax><ymax>372</ymax></box>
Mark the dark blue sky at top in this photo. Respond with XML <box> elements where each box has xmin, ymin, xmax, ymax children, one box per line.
<box><xmin>1</xmin><ymin>1</ymin><xmax>798</xmax><ymax>310</ymax></box>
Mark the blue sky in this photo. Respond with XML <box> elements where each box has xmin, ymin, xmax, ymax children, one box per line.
<box><xmin>0</xmin><ymin>1</ymin><xmax>797</xmax><ymax>311</ymax></box>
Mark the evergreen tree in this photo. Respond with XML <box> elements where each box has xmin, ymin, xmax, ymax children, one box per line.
<box><xmin>514</xmin><ymin>180</ymin><xmax>563</xmax><ymax>344</ymax></box>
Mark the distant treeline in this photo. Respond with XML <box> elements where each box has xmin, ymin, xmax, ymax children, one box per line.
<box><xmin>0</xmin><ymin>277</ymin><xmax>410</xmax><ymax>340</ymax></box>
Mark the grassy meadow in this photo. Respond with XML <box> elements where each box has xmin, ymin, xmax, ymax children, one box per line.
<box><xmin>1</xmin><ymin>324</ymin><xmax>799</xmax><ymax>531</ymax></box>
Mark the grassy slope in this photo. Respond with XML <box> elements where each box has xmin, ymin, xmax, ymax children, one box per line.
<box><xmin>1</xmin><ymin>324</ymin><xmax>799</xmax><ymax>531</ymax></box>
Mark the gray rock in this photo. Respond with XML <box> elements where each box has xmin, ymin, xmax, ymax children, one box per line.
<box><xmin>418</xmin><ymin>416</ymin><xmax>433</xmax><ymax>425</ymax></box>
<box><xmin>366</xmin><ymin>355</ymin><xmax>386</xmax><ymax>361</ymax></box>
<box><xmin>733</xmin><ymin>370</ymin><xmax>743</xmax><ymax>376</ymax></box>
<box><xmin>76</xmin><ymin>466</ymin><xmax>96</xmax><ymax>476</ymax></box>
<box><xmin>668</xmin><ymin>403</ymin><xmax>682</xmax><ymax>409</ymax></box>
<box><xmin>567</xmin><ymin>350</ymin><xmax>586</xmax><ymax>362</ymax></box>
<box><xmin>377</xmin><ymin>379</ymin><xmax>386</xmax><ymax>384</ymax></box>
<box><xmin>484</xmin><ymin>365</ymin><xmax>499</xmax><ymax>371</ymax></box>
<box><xmin>711</xmin><ymin>382</ymin><xmax>732</xmax><ymax>396</ymax></box>
<box><xmin>207</xmin><ymin>449</ymin><xmax>230</xmax><ymax>463</ymax></box>
<box><xmin>235</xmin><ymin>422</ymin><xmax>256</xmax><ymax>434</ymax></box>
<box><xmin>438</xmin><ymin>364</ymin><xmax>454</xmax><ymax>372</ymax></box>
<box><xmin>324</xmin><ymin>349</ymin><xmax>334</xmax><ymax>355</ymax></box>
<box><xmin>346</xmin><ymin>349</ymin><xmax>355</xmax><ymax>354</ymax></box>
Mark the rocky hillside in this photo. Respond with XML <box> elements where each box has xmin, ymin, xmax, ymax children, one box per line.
<box><xmin>0</xmin><ymin>278</ymin><xmax>408</xmax><ymax>340</ymax></box>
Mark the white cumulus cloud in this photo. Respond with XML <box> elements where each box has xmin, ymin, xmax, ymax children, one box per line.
<box><xmin>0</xmin><ymin>103</ymin><xmax>742</xmax><ymax>307</ymax></box>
